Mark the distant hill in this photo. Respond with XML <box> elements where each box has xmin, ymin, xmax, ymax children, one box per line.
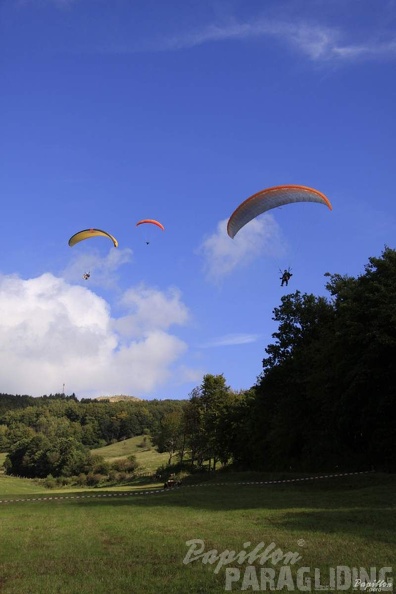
<box><xmin>94</xmin><ymin>395</ymin><xmax>144</xmax><ymax>403</ymax></box>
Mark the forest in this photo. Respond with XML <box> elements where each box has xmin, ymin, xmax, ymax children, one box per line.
<box><xmin>1</xmin><ymin>248</ymin><xmax>395</xmax><ymax>483</ymax></box>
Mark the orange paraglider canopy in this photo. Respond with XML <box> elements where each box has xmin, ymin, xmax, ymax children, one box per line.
<box><xmin>227</xmin><ymin>184</ymin><xmax>332</xmax><ymax>239</ymax></box>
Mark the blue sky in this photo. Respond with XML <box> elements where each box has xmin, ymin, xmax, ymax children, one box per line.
<box><xmin>1</xmin><ymin>0</ymin><xmax>395</xmax><ymax>399</ymax></box>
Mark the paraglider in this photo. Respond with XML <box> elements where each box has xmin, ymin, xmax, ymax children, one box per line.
<box><xmin>227</xmin><ymin>185</ymin><xmax>332</xmax><ymax>286</ymax></box>
<box><xmin>68</xmin><ymin>228</ymin><xmax>118</xmax><ymax>248</ymax></box>
<box><xmin>136</xmin><ymin>219</ymin><xmax>165</xmax><ymax>245</ymax></box>
<box><xmin>280</xmin><ymin>268</ymin><xmax>292</xmax><ymax>287</ymax></box>
<box><xmin>227</xmin><ymin>184</ymin><xmax>332</xmax><ymax>239</ymax></box>
<box><xmin>68</xmin><ymin>228</ymin><xmax>118</xmax><ymax>280</ymax></box>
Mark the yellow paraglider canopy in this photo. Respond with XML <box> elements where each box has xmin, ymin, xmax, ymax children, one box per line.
<box><xmin>68</xmin><ymin>228</ymin><xmax>118</xmax><ymax>248</ymax></box>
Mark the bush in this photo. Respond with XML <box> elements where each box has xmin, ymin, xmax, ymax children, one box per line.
<box><xmin>44</xmin><ymin>475</ymin><xmax>57</xmax><ymax>489</ymax></box>
<box><xmin>86</xmin><ymin>472</ymin><xmax>107</xmax><ymax>486</ymax></box>
<box><xmin>111</xmin><ymin>455</ymin><xmax>138</xmax><ymax>473</ymax></box>
<box><xmin>155</xmin><ymin>461</ymin><xmax>190</xmax><ymax>480</ymax></box>
<box><xmin>138</xmin><ymin>436</ymin><xmax>150</xmax><ymax>450</ymax></box>
<box><xmin>92</xmin><ymin>459</ymin><xmax>110</xmax><ymax>475</ymax></box>
<box><xmin>76</xmin><ymin>472</ymin><xmax>87</xmax><ymax>486</ymax></box>
<box><xmin>57</xmin><ymin>476</ymin><xmax>73</xmax><ymax>486</ymax></box>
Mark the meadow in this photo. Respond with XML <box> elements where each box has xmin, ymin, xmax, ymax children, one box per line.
<box><xmin>0</xmin><ymin>445</ymin><xmax>395</xmax><ymax>593</ymax></box>
<box><xmin>92</xmin><ymin>435</ymin><xmax>169</xmax><ymax>475</ymax></box>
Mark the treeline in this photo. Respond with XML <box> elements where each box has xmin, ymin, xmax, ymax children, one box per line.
<box><xmin>0</xmin><ymin>397</ymin><xmax>185</xmax><ymax>451</ymax></box>
<box><xmin>250</xmin><ymin>247</ymin><xmax>396</xmax><ymax>472</ymax></box>
<box><xmin>0</xmin><ymin>393</ymin><xmax>50</xmax><ymax>417</ymax></box>
<box><xmin>153</xmin><ymin>248</ymin><xmax>396</xmax><ymax>473</ymax></box>
<box><xmin>1</xmin><ymin>247</ymin><xmax>395</xmax><ymax>479</ymax></box>
<box><xmin>0</xmin><ymin>397</ymin><xmax>185</xmax><ymax>481</ymax></box>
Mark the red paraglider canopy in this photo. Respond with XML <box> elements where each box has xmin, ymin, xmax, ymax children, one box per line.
<box><xmin>136</xmin><ymin>219</ymin><xmax>165</xmax><ymax>231</ymax></box>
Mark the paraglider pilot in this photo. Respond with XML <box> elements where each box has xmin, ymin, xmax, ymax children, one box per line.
<box><xmin>83</xmin><ymin>272</ymin><xmax>90</xmax><ymax>280</ymax></box>
<box><xmin>280</xmin><ymin>269</ymin><xmax>292</xmax><ymax>287</ymax></box>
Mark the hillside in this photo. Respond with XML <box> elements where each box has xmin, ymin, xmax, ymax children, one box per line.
<box><xmin>91</xmin><ymin>435</ymin><xmax>169</xmax><ymax>473</ymax></box>
<box><xmin>94</xmin><ymin>395</ymin><xmax>144</xmax><ymax>402</ymax></box>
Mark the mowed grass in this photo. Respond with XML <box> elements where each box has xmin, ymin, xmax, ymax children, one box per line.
<box><xmin>0</xmin><ymin>453</ymin><xmax>51</xmax><ymax>497</ymax></box>
<box><xmin>0</xmin><ymin>473</ymin><xmax>395</xmax><ymax>594</ymax></box>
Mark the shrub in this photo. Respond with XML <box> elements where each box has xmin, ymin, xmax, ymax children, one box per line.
<box><xmin>111</xmin><ymin>455</ymin><xmax>138</xmax><ymax>473</ymax></box>
<box><xmin>86</xmin><ymin>472</ymin><xmax>106</xmax><ymax>486</ymax></box>
<box><xmin>44</xmin><ymin>475</ymin><xmax>57</xmax><ymax>489</ymax></box>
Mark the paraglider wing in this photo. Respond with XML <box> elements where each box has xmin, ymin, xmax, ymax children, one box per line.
<box><xmin>227</xmin><ymin>185</ymin><xmax>332</xmax><ymax>239</ymax></box>
<box><xmin>136</xmin><ymin>219</ymin><xmax>165</xmax><ymax>231</ymax></box>
<box><xmin>68</xmin><ymin>228</ymin><xmax>118</xmax><ymax>247</ymax></box>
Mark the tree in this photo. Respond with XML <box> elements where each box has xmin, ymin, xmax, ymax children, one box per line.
<box><xmin>5</xmin><ymin>434</ymin><xmax>93</xmax><ymax>478</ymax></box>
<box><xmin>6</xmin><ymin>434</ymin><xmax>53</xmax><ymax>478</ymax></box>
<box><xmin>252</xmin><ymin>248</ymin><xmax>396</xmax><ymax>472</ymax></box>
<box><xmin>152</xmin><ymin>410</ymin><xmax>184</xmax><ymax>465</ymax></box>
<box><xmin>182</xmin><ymin>390</ymin><xmax>207</xmax><ymax>467</ymax></box>
<box><xmin>323</xmin><ymin>247</ymin><xmax>396</xmax><ymax>470</ymax></box>
<box><xmin>184</xmin><ymin>374</ymin><xmax>232</xmax><ymax>470</ymax></box>
<box><xmin>258</xmin><ymin>290</ymin><xmax>337</xmax><ymax>468</ymax></box>
<box><xmin>220</xmin><ymin>389</ymin><xmax>258</xmax><ymax>469</ymax></box>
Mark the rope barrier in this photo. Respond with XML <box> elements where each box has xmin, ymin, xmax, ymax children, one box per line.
<box><xmin>0</xmin><ymin>471</ymin><xmax>373</xmax><ymax>505</ymax></box>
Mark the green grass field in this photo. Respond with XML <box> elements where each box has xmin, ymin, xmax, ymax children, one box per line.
<box><xmin>1</xmin><ymin>445</ymin><xmax>395</xmax><ymax>593</ymax></box>
<box><xmin>0</xmin><ymin>470</ymin><xmax>395</xmax><ymax>593</ymax></box>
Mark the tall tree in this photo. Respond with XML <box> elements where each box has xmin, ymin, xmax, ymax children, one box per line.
<box><xmin>190</xmin><ymin>374</ymin><xmax>232</xmax><ymax>470</ymax></box>
<box><xmin>152</xmin><ymin>409</ymin><xmax>185</xmax><ymax>465</ymax></box>
<box><xmin>253</xmin><ymin>248</ymin><xmax>396</xmax><ymax>472</ymax></box>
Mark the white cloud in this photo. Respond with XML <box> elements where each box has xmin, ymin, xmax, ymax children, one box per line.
<box><xmin>278</xmin><ymin>21</ymin><xmax>341</xmax><ymax>60</ymax></box>
<box><xmin>62</xmin><ymin>247</ymin><xmax>133</xmax><ymax>289</ymax></box>
<box><xmin>173</xmin><ymin>365</ymin><xmax>204</xmax><ymax>385</ymax></box>
<box><xmin>162</xmin><ymin>18</ymin><xmax>396</xmax><ymax>63</ymax></box>
<box><xmin>0</xmin><ymin>273</ymin><xmax>194</xmax><ymax>398</ymax></box>
<box><xmin>10</xmin><ymin>2</ymin><xmax>396</xmax><ymax>63</ymax></box>
<box><xmin>198</xmin><ymin>215</ymin><xmax>286</xmax><ymax>282</ymax></box>
<box><xmin>283</xmin><ymin>23</ymin><xmax>396</xmax><ymax>62</ymax></box>
<box><xmin>333</xmin><ymin>39</ymin><xmax>396</xmax><ymax>60</ymax></box>
<box><xmin>200</xmin><ymin>333</ymin><xmax>260</xmax><ymax>348</ymax></box>
<box><xmin>114</xmin><ymin>284</ymin><xmax>190</xmax><ymax>339</ymax></box>
<box><xmin>155</xmin><ymin>18</ymin><xmax>338</xmax><ymax>57</ymax></box>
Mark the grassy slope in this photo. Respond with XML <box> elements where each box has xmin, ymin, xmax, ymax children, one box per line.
<box><xmin>91</xmin><ymin>435</ymin><xmax>169</xmax><ymax>473</ymax></box>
